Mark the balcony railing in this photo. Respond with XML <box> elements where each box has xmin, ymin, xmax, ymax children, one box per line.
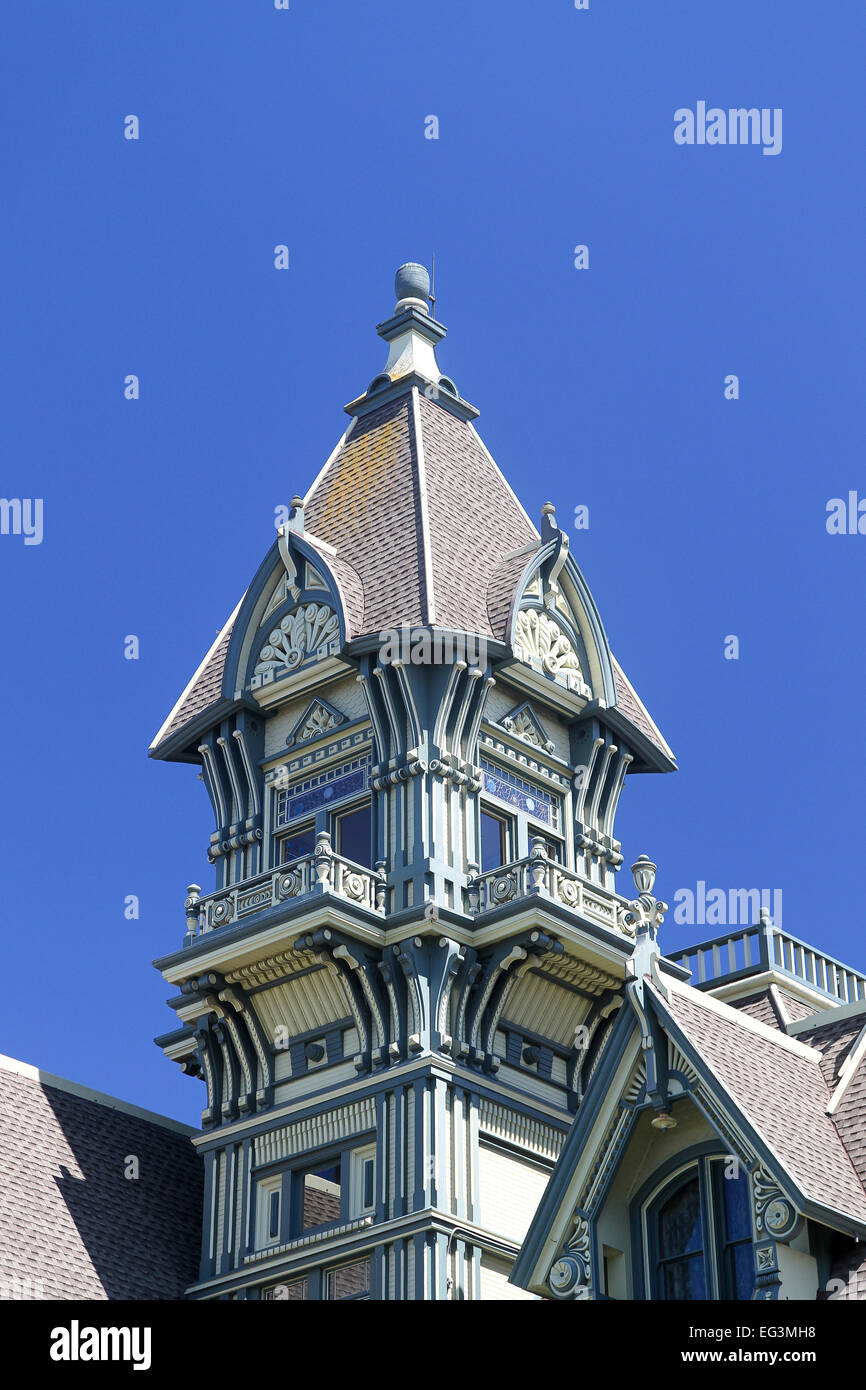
<box><xmin>676</xmin><ymin>916</ymin><xmax>866</xmax><ymax>1006</ymax></box>
<box><xmin>466</xmin><ymin>839</ymin><xmax>632</xmax><ymax>939</ymax></box>
<box><xmin>184</xmin><ymin>832</ymin><xmax>387</xmax><ymax>941</ymax></box>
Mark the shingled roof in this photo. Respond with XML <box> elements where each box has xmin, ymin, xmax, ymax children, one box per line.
<box><xmin>303</xmin><ymin>391</ymin><xmax>538</xmax><ymax>636</ymax></box>
<box><xmin>652</xmin><ymin>979</ymin><xmax>866</xmax><ymax>1225</ymax></box>
<box><xmin>0</xmin><ymin>1055</ymin><xmax>201</xmax><ymax>1300</ymax></box>
<box><xmin>150</xmin><ymin>266</ymin><xmax>673</xmax><ymax>765</ymax></box>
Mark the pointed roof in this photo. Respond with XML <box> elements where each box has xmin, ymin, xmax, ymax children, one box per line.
<box><xmin>653</xmin><ymin>978</ymin><xmax>866</xmax><ymax>1222</ymax></box>
<box><xmin>301</xmin><ymin>389</ymin><xmax>538</xmax><ymax>638</ymax></box>
<box><xmin>150</xmin><ymin>264</ymin><xmax>673</xmax><ymax>765</ymax></box>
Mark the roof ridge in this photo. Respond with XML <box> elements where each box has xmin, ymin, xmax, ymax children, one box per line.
<box><xmin>411</xmin><ymin>386</ymin><xmax>436</xmax><ymax>625</ymax></box>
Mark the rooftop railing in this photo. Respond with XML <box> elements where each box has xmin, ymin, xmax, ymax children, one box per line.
<box><xmin>183</xmin><ymin>831</ymin><xmax>387</xmax><ymax>943</ymax></box>
<box><xmin>676</xmin><ymin>914</ymin><xmax>866</xmax><ymax>1006</ymax></box>
<box><xmin>466</xmin><ymin>839</ymin><xmax>632</xmax><ymax>940</ymax></box>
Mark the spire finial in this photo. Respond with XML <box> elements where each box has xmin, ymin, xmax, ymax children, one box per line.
<box><xmin>394</xmin><ymin>262</ymin><xmax>431</xmax><ymax>313</ymax></box>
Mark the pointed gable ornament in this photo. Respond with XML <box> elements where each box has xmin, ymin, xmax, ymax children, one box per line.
<box><xmin>285</xmin><ymin>698</ymin><xmax>345</xmax><ymax>748</ymax></box>
<box><xmin>502</xmin><ymin>701</ymin><xmax>555</xmax><ymax>753</ymax></box>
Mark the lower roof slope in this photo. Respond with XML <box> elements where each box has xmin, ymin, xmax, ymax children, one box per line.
<box><xmin>654</xmin><ymin>980</ymin><xmax>866</xmax><ymax>1225</ymax></box>
<box><xmin>0</xmin><ymin>1056</ymin><xmax>201</xmax><ymax>1300</ymax></box>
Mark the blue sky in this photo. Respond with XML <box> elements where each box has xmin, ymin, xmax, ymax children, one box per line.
<box><xmin>1</xmin><ymin>1</ymin><xmax>863</xmax><ymax>1121</ymax></box>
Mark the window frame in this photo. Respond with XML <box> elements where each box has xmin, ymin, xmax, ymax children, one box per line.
<box><xmin>350</xmin><ymin>1143</ymin><xmax>377</xmax><ymax>1218</ymax></box>
<box><xmin>251</xmin><ymin>1135</ymin><xmax>378</xmax><ymax>1254</ymax></box>
<box><xmin>254</xmin><ymin>1172</ymin><xmax>285</xmax><ymax>1251</ymax></box>
<box><xmin>637</xmin><ymin>1150</ymin><xmax>755</xmax><ymax>1302</ymax></box>
<box><xmin>324</xmin><ymin>1256</ymin><xmax>372</xmax><ymax>1301</ymax></box>
<box><xmin>331</xmin><ymin>796</ymin><xmax>373</xmax><ymax>868</ymax></box>
<box><xmin>276</xmin><ymin>819</ymin><xmax>317</xmax><ymax>865</ymax></box>
<box><xmin>296</xmin><ymin>1158</ymin><xmax>343</xmax><ymax>1236</ymax></box>
<box><xmin>479</xmin><ymin>806</ymin><xmax>514</xmax><ymax>872</ymax></box>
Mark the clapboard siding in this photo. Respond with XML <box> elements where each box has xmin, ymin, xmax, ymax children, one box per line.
<box><xmin>480</xmin><ymin>1252</ymin><xmax>538</xmax><ymax>1301</ymax></box>
<box><xmin>478</xmin><ymin>1143</ymin><xmax>551</xmax><ymax>1243</ymax></box>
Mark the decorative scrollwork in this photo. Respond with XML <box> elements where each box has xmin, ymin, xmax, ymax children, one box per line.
<box><xmin>210</xmin><ymin>898</ymin><xmax>234</xmax><ymax>928</ymax></box>
<box><xmin>491</xmin><ymin>873</ymin><xmax>517</xmax><ymax>903</ymax></box>
<box><xmin>753</xmin><ymin>1163</ymin><xmax>799</xmax><ymax>1240</ymax></box>
<box><xmin>513</xmin><ymin>609</ymin><xmax>589</xmax><ymax>694</ymax></box>
<box><xmin>343</xmin><ymin>872</ymin><xmax>365</xmax><ymax>901</ymax></box>
<box><xmin>558</xmin><ymin>878</ymin><xmax>580</xmax><ymax>908</ymax></box>
<box><xmin>254</xmin><ymin>603</ymin><xmax>339</xmax><ymax>678</ymax></box>
<box><xmin>277</xmin><ymin>871</ymin><xmax>302</xmax><ymax>900</ymax></box>
<box><xmin>566</xmin><ymin>1214</ymin><xmax>592</xmax><ymax>1285</ymax></box>
<box><xmin>549</xmin><ymin>1257</ymin><xmax>580</xmax><ymax>1296</ymax></box>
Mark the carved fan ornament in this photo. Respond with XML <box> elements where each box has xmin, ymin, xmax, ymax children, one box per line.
<box><xmin>254</xmin><ymin>602</ymin><xmax>340</xmax><ymax>678</ymax></box>
<box><xmin>513</xmin><ymin>609</ymin><xmax>590</xmax><ymax>696</ymax></box>
<box><xmin>295</xmin><ymin>702</ymin><xmax>342</xmax><ymax>743</ymax></box>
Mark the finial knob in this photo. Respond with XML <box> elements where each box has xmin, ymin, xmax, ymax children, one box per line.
<box><xmin>395</xmin><ymin>262</ymin><xmax>430</xmax><ymax>307</ymax></box>
<box><xmin>631</xmin><ymin>855</ymin><xmax>657</xmax><ymax>895</ymax></box>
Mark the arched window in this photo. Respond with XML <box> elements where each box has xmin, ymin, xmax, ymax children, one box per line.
<box><xmin>655</xmin><ymin>1171</ymin><xmax>707</xmax><ymax>1299</ymax></box>
<box><xmin>646</xmin><ymin>1158</ymin><xmax>755</xmax><ymax>1300</ymax></box>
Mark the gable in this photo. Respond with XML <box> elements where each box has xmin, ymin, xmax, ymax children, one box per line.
<box><xmin>512</xmin><ymin>973</ymin><xmax>866</xmax><ymax>1300</ymax></box>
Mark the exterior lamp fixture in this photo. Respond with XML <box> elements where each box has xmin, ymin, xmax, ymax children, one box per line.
<box><xmin>651</xmin><ymin>1110</ymin><xmax>677</xmax><ymax>1132</ymax></box>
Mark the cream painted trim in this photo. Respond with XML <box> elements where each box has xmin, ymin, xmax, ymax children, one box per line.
<box><xmin>768</xmin><ymin>982</ymin><xmax>790</xmax><ymax>1027</ymax></box>
<box><xmin>707</xmin><ymin>969</ymin><xmax>835</xmax><ymax>1016</ymax></box>
<box><xmin>663</xmin><ymin>975</ymin><xmax>823</xmax><ymax>1062</ymax></box>
<box><xmin>411</xmin><ymin>387</ymin><xmax>437</xmax><ymax>625</ymax></box>
<box><xmin>160</xmin><ymin>900</ymin><xmax>632</xmax><ymax>987</ymax></box>
<box><xmin>787</xmin><ymin>995</ymin><xmax>866</xmax><ymax>1034</ymax></box>
<box><xmin>826</xmin><ymin>1022</ymin><xmax>866</xmax><ymax>1116</ymax></box>
<box><xmin>526</xmin><ymin>1031</ymin><xmax>644</xmax><ymax>1292</ymax></box>
<box><xmin>187</xmin><ymin>1205</ymin><xmax>524</xmax><ymax>1296</ymax></box>
<box><xmin>150</xmin><ymin>597</ymin><xmax>245</xmax><ymax>750</ymax></box>
<box><xmin>0</xmin><ymin>1052</ymin><xmax>196</xmax><ymax>1135</ymax></box>
<box><xmin>299</xmin><ymin>530</ymin><xmax>338</xmax><ymax>558</ymax></box>
<box><xmin>191</xmin><ymin>1053</ymin><xmax>570</xmax><ymax>1149</ymax></box>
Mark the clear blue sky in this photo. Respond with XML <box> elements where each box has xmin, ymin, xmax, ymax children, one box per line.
<box><xmin>1</xmin><ymin>2</ymin><xmax>863</xmax><ymax>1122</ymax></box>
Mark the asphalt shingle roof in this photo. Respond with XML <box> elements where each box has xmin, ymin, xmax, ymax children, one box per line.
<box><xmin>0</xmin><ymin>1062</ymin><xmax>202</xmax><ymax>1300</ymax></box>
<box><xmin>653</xmin><ymin>982</ymin><xmax>866</xmax><ymax>1225</ymax></box>
<box><xmin>151</xmin><ymin>386</ymin><xmax>672</xmax><ymax>762</ymax></box>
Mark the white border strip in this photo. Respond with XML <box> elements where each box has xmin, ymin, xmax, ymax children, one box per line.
<box><xmin>0</xmin><ymin>1052</ymin><xmax>196</xmax><ymax>1135</ymax></box>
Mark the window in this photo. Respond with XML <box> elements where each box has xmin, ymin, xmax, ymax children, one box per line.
<box><xmin>268</xmin><ymin>1189</ymin><xmax>281</xmax><ymax>1242</ymax></box>
<box><xmin>350</xmin><ymin>1144</ymin><xmax>376</xmax><ymax>1217</ymax></box>
<box><xmin>655</xmin><ymin>1172</ymin><xmax>706</xmax><ymax>1299</ymax></box>
<box><xmin>280</xmin><ymin>822</ymin><xmax>316</xmax><ymax>863</ymax></box>
<box><xmin>301</xmin><ymin>1160</ymin><xmax>342</xmax><ymax>1231</ymax></box>
<box><xmin>325</xmin><ymin>1257</ymin><xmax>371</xmax><ymax>1300</ymax></box>
<box><xmin>255</xmin><ymin>1174</ymin><xmax>284</xmax><ymax>1249</ymax></box>
<box><xmin>532</xmin><ymin>833</ymin><xmax>562</xmax><ymax>863</ymax></box>
<box><xmin>646</xmin><ymin>1159</ymin><xmax>754</xmax><ymax>1300</ymax></box>
<box><xmin>712</xmin><ymin>1161</ymin><xmax>755</xmax><ymax>1299</ymax></box>
<box><xmin>334</xmin><ymin>801</ymin><xmax>372</xmax><ymax>867</ymax></box>
<box><xmin>480</xmin><ymin>809</ymin><xmax>512</xmax><ymax>872</ymax></box>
